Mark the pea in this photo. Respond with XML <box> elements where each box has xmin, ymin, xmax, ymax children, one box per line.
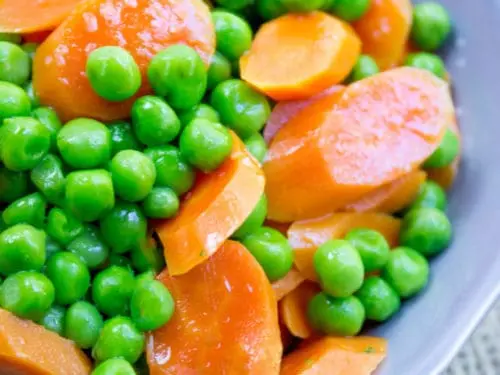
<box><xmin>23</xmin><ymin>81</ymin><xmax>40</xmax><ymax>108</ymax></box>
<box><xmin>400</xmin><ymin>208</ymin><xmax>452</xmax><ymax>257</ymax></box>
<box><xmin>108</xmin><ymin>121</ymin><xmax>141</xmax><ymax>156</ymax></box>
<box><xmin>107</xmin><ymin>254</ymin><xmax>134</xmax><ymax>273</ymax></box>
<box><xmin>0</xmin><ymin>81</ymin><xmax>31</xmax><ymax>119</ymax></box>
<box><xmin>0</xmin><ymin>33</ymin><xmax>22</xmax><ymax>44</ymax></box>
<box><xmin>327</xmin><ymin>0</ymin><xmax>370</xmax><ymax>22</ymax></box>
<box><xmin>408</xmin><ymin>180</ymin><xmax>447</xmax><ymax>212</ymax></box>
<box><xmin>130</xmin><ymin>279</ymin><xmax>174</xmax><ymax>331</ymax></box>
<box><xmin>68</xmin><ymin>229</ymin><xmax>110</xmax><ymax>270</ymax></box>
<box><xmin>92</xmin><ymin>316</ymin><xmax>145</xmax><ymax>364</ymax></box>
<box><xmin>92</xmin><ymin>358</ymin><xmax>136</xmax><ymax>375</ymax></box>
<box><xmin>214</xmin><ymin>0</ymin><xmax>253</xmax><ymax>10</ymax></box>
<box><xmin>405</xmin><ymin>52</ymin><xmax>446</xmax><ymax>79</ymax></box>
<box><xmin>244</xmin><ymin>132</ymin><xmax>267</xmax><ymax>163</ymax></box>
<box><xmin>65</xmin><ymin>301</ymin><xmax>104</xmax><ymax>349</ymax></box>
<box><xmin>233</xmin><ymin>194</ymin><xmax>267</xmax><ymax>239</ymax></box>
<box><xmin>307</xmin><ymin>293</ymin><xmax>365</xmax><ymax>336</ymax></box>
<box><xmin>142</xmin><ymin>187</ymin><xmax>179</xmax><ymax>219</ymax></box>
<box><xmin>147</xmin><ymin>45</ymin><xmax>207</xmax><ymax>111</ymax></box>
<box><xmin>46</xmin><ymin>236</ymin><xmax>63</xmax><ymax>259</ymax></box>
<box><xmin>57</xmin><ymin>118</ymin><xmax>111</xmax><ymax>169</ymax></box>
<box><xmin>231</xmin><ymin>59</ymin><xmax>240</xmax><ymax>77</ymax></box>
<box><xmin>256</xmin><ymin>0</ymin><xmax>287</xmax><ymax>20</ymax></box>
<box><xmin>212</xmin><ymin>11</ymin><xmax>253</xmax><ymax>61</ymax></box>
<box><xmin>131</xmin><ymin>236</ymin><xmax>165</xmax><ymax>273</ymax></box>
<box><xmin>0</xmin><ymin>42</ymin><xmax>30</xmax><ymax>85</ymax></box>
<box><xmin>2</xmin><ymin>192</ymin><xmax>47</xmax><ymax>228</ymax></box>
<box><xmin>0</xmin><ymin>271</ymin><xmax>54</xmax><ymax>320</ymax></box>
<box><xmin>355</xmin><ymin>276</ymin><xmax>401</xmax><ymax>322</ymax></box>
<box><xmin>207</xmin><ymin>52</ymin><xmax>232</xmax><ymax>90</ymax></box>
<box><xmin>46</xmin><ymin>208</ymin><xmax>84</xmax><ymax>246</ymax></box>
<box><xmin>344</xmin><ymin>228</ymin><xmax>390</xmax><ymax>272</ymax></box>
<box><xmin>242</xmin><ymin>227</ymin><xmax>294</xmax><ymax>281</ymax></box>
<box><xmin>0</xmin><ymin>168</ymin><xmax>28</xmax><ymax>203</ymax></box>
<box><xmin>30</xmin><ymin>154</ymin><xmax>66</xmax><ymax>206</ymax></box>
<box><xmin>86</xmin><ymin>46</ymin><xmax>141</xmax><ymax>101</ymax></box>
<box><xmin>144</xmin><ymin>145</ymin><xmax>195</xmax><ymax>195</ymax></box>
<box><xmin>92</xmin><ymin>266</ymin><xmax>135</xmax><ymax>316</ymax></box>
<box><xmin>280</xmin><ymin>0</ymin><xmax>326</xmax><ymax>12</ymax></box>
<box><xmin>131</xmin><ymin>95</ymin><xmax>181</xmax><ymax>146</ymax></box>
<box><xmin>1</xmin><ymin>117</ymin><xmax>50</xmax><ymax>171</ymax></box>
<box><xmin>179</xmin><ymin>119</ymin><xmax>233</xmax><ymax>172</ymax></box>
<box><xmin>347</xmin><ymin>55</ymin><xmax>380</xmax><ymax>83</ymax></box>
<box><xmin>411</xmin><ymin>2</ymin><xmax>451</xmax><ymax>51</ymax></box>
<box><xmin>135</xmin><ymin>270</ymin><xmax>155</xmax><ymax>287</ymax></box>
<box><xmin>211</xmin><ymin>79</ymin><xmax>271</xmax><ymax>139</ymax></box>
<box><xmin>424</xmin><ymin>129</ymin><xmax>460</xmax><ymax>169</ymax></box>
<box><xmin>21</xmin><ymin>42</ymin><xmax>38</xmax><ymax>60</ymax></box>
<box><xmin>31</xmin><ymin>107</ymin><xmax>62</xmax><ymax>152</ymax></box>
<box><xmin>38</xmin><ymin>305</ymin><xmax>66</xmax><ymax>335</ymax></box>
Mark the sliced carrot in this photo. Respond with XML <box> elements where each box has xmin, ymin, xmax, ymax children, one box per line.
<box><xmin>154</xmin><ymin>132</ymin><xmax>265</xmax><ymax>276</ymax></box>
<box><xmin>280</xmin><ymin>321</ymin><xmax>295</xmax><ymax>354</ymax></box>
<box><xmin>264</xmin><ymin>67</ymin><xmax>454</xmax><ymax>222</ymax></box>
<box><xmin>240</xmin><ymin>12</ymin><xmax>360</xmax><ymax>101</ymax></box>
<box><xmin>281</xmin><ymin>336</ymin><xmax>387</xmax><ymax>375</ymax></box>
<box><xmin>33</xmin><ymin>0</ymin><xmax>214</xmax><ymax>122</ymax></box>
<box><xmin>0</xmin><ymin>309</ymin><xmax>91</xmax><ymax>375</ymax></box>
<box><xmin>280</xmin><ymin>282</ymin><xmax>320</xmax><ymax>339</ymax></box>
<box><xmin>353</xmin><ymin>0</ymin><xmax>412</xmax><ymax>70</ymax></box>
<box><xmin>288</xmin><ymin>213</ymin><xmax>401</xmax><ymax>281</ymax></box>
<box><xmin>273</xmin><ymin>268</ymin><xmax>305</xmax><ymax>301</ymax></box>
<box><xmin>148</xmin><ymin>241</ymin><xmax>282</xmax><ymax>375</ymax></box>
<box><xmin>22</xmin><ymin>31</ymin><xmax>53</xmax><ymax>44</ymax></box>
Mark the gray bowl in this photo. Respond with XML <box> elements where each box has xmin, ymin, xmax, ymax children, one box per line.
<box><xmin>373</xmin><ymin>1</ymin><xmax>500</xmax><ymax>374</ymax></box>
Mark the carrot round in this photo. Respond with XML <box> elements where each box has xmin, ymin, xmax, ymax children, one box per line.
<box><xmin>154</xmin><ymin>132</ymin><xmax>265</xmax><ymax>276</ymax></box>
<box><xmin>272</xmin><ymin>267</ymin><xmax>305</xmax><ymax>301</ymax></box>
<box><xmin>240</xmin><ymin>12</ymin><xmax>360</xmax><ymax>101</ymax></box>
<box><xmin>33</xmin><ymin>0</ymin><xmax>214</xmax><ymax>122</ymax></box>
<box><xmin>148</xmin><ymin>241</ymin><xmax>282</xmax><ymax>375</ymax></box>
<box><xmin>280</xmin><ymin>282</ymin><xmax>320</xmax><ymax>339</ymax></box>
<box><xmin>264</xmin><ymin>67</ymin><xmax>454</xmax><ymax>222</ymax></box>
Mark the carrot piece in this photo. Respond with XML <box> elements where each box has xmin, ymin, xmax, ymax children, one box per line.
<box><xmin>154</xmin><ymin>132</ymin><xmax>265</xmax><ymax>275</ymax></box>
<box><xmin>264</xmin><ymin>67</ymin><xmax>454</xmax><ymax>222</ymax></box>
<box><xmin>240</xmin><ymin>12</ymin><xmax>360</xmax><ymax>101</ymax></box>
<box><xmin>281</xmin><ymin>336</ymin><xmax>387</xmax><ymax>375</ymax></box>
<box><xmin>353</xmin><ymin>0</ymin><xmax>412</xmax><ymax>70</ymax></box>
<box><xmin>148</xmin><ymin>241</ymin><xmax>282</xmax><ymax>375</ymax></box>
<box><xmin>280</xmin><ymin>282</ymin><xmax>320</xmax><ymax>339</ymax></box>
<box><xmin>273</xmin><ymin>268</ymin><xmax>305</xmax><ymax>301</ymax></box>
<box><xmin>0</xmin><ymin>309</ymin><xmax>92</xmax><ymax>375</ymax></box>
<box><xmin>288</xmin><ymin>213</ymin><xmax>401</xmax><ymax>281</ymax></box>
<box><xmin>22</xmin><ymin>31</ymin><xmax>53</xmax><ymax>44</ymax></box>
<box><xmin>33</xmin><ymin>0</ymin><xmax>214</xmax><ymax>122</ymax></box>
<box><xmin>280</xmin><ymin>321</ymin><xmax>295</xmax><ymax>354</ymax></box>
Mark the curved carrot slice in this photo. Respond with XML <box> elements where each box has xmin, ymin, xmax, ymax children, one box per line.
<box><xmin>33</xmin><ymin>0</ymin><xmax>214</xmax><ymax>122</ymax></box>
<box><xmin>273</xmin><ymin>268</ymin><xmax>305</xmax><ymax>301</ymax></box>
<box><xmin>148</xmin><ymin>241</ymin><xmax>282</xmax><ymax>375</ymax></box>
<box><xmin>280</xmin><ymin>282</ymin><xmax>320</xmax><ymax>339</ymax></box>
<box><xmin>281</xmin><ymin>336</ymin><xmax>387</xmax><ymax>375</ymax></box>
<box><xmin>264</xmin><ymin>67</ymin><xmax>454</xmax><ymax>222</ymax></box>
<box><xmin>154</xmin><ymin>132</ymin><xmax>265</xmax><ymax>275</ymax></box>
<box><xmin>240</xmin><ymin>12</ymin><xmax>360</xmax><ymax>101</ymax></box>
<box><xmin>0</xmin><ymin>309</ymin><xmax>91</xmax><ymax>375</ymax></box>
<box><xmin>288</xmin><ymin>213</ymin><xmax>401</xmax><ymax>281</ymax></box>
<box><xmin>353</xmin><ymin>0</ymin><xmax>412</xmax><ymax>70</ymax></box>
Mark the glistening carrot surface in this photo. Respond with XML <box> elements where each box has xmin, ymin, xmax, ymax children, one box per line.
<box><xmin>280</xmin><ymin>282</ymin><xmax>320</xmax><ymax>339</ymax></box>
<box><xmin>148</xmin><ymin>241</ymin><xmax>282</xmax><ymax>375</ymax></box>
<box><xmin>273</xmin><ymin>268</ymin><xmax>306</xmax><ymax>301</ymax></box>
<box><xmin>154</xmin><ymin>132</ymin><xmax>265</xmax><ymax>276</ymax></box>
<box><xmin>33</xmin><ymin>0</ymin><xmax>214</xmax><ymax>122</ymax></box>
<box><xmin>240</xmin><ymin>12</ymin><xmax>360</xmax><ymax>101</ymax></box>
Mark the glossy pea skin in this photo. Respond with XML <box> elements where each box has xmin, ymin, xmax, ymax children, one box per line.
<box><xmin>86</xmin><ymin>46</ymin><xmax>141</xmax><ymax>102</ymax></box>
<box><xmin>0</xmin><ymin>33</ymin><xmax>22</xmax><ymax>44</ymax></box>
<box><xmin>30</xmin><ymin>154</ymin><xmax>66</xmax><ymax>206</ymax></box>
<box><xmin>1</xmin><ymin>117</ymin><xmax>50</xmax><ymax>171</ymax></box>
<box><xmin>233</xmin><ymin>194</ymin><xmax>267</xmax><ymax>239</ymax></box>
<box><xmin>327</xmin><ymin>0</ymin><xmax>370</xmax><ymax>22</ymax></box>
<box><xmin>32</xmin><ymin>107</ymin><xmax>62</xmax><ymax>152</ymax></box>
<box><xmin>142</xmin><ymin>187</ymin><xmax>179</xmax><ymax>219</ymax></box>
<box><xmin>92</xmin><ymin>266</ymin><xmax>136</xmax><ymax>316</ymax></box>
<box><xmin>211</xmin><ymin>79</ymin><xmax>271</xmax><ymax>139</ymax></box>
<box><xmin>0</xmin><ymin>81</ymin><xmax>31</xmax><ymax>119</ymax></box>
<box><xmin>256</xmin><ymin>0</ymin><xmax>287</xmax><ymax>20</ymax></box>
<box><xmin>0</xmin><ymin>168</ymin><xmax>28</xmax><ymax>203</ymax></box>
<box><xmin>108</xmin><ymin>121</ymin><xmax>141</xmax><ymax>156</ymax></box>
<box><xmin>131</xmin><ymin>236</ymin><xmax>165</xmax><ymax>273</ymax></box>
<box><xmin>207</xmin><ymin>52</ymin><xmax>232</xmax><ymax>90</ymax></box>
<box><xmin>23</xmin><ymin>81</ymin><xmax>40</xmax><ymax>108</ymax></box>
<box><xmin>38</xmin><ymin>305</ymin><xmax>66</xmax><ymax>335</ymax></box>
<box><xmin>344</xmin><ymin>228</ymin><xmax>390</xmax><ymax>272</ymax></box>
<box><xmin>355</xmin><ymin>276</ymin><xmax>401</xmax><ymax>322</ymax></box>
<box><xmin>178</xmin><ymin>104</ymin><xmax>221</xmax><ymax>130</ymax></box>
<box><xmin>46</xmin><ymin>208</ymin><xmax>84</xmax><ymax>246</ymax></box>
<box><xmin>135</xmin><ymin>270</ymin><xmax>155</xmax><ymax>287</ymax></box>
<box><xmin>347</xmin><ymin>55</ymin><xmax>380</xmax><ymax>83</ymax></box>
<box><xmin>67</xmin><ymin>228</ymin><xmax>110</xmax><ymax>270</ymax></box>
<box><xmin>65</xmin><ymin>301</ymin><xmax>104</xmax><ymax>349</ymax></box>
<box><xmin>212</xmin><ymin>11</ymin><xmax>253</xmax><ymax>61</ymax></box>
<box><xmin>424</xmin><ymin>129</ymin><xmax>460</xmax><ymax>168</ymax></box>
<box><xmin>280</xmin><ymin>0</ymin><xmax>326</xmax><ymax>12</ymax></box>
<box><xmin>405</xmin><ymin>52</ymin><xmax>446</xmax><ymax>79</ymax></box>
<box><xmin>411</xmin><ymin>2</ymin><xmax>452</xmax><ymax>51</ymax></box>
<box><xmin>2</xmin><ymin>192</ymin><xmax>47</xmax><ymax>228</ymax></box>
<box><xmin>0</xmin><ymin>271</ymin><xmax>54</xmax><ymax>320</ymax></box>
<box><xmin>244</xmin><ymin>132</ymin><xmax>268</xmax><ymax>164</ymax></box>
<box><xmin>0</xmin><ymin>42</ymin><xmax>30</xmax><ymax>85</ymax></box>
<box><xmin>92</xmin><ymin>358</ymin><xmax>136</xmax><ymax>375</ymax></box>
<box><xmin>408</xmin><ymin>180</ymin><xmax>447</xmax><ymax>211</ymax></box>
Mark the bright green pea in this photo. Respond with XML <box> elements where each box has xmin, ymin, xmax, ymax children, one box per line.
<box><xmin>0</xmin><ymin>271</ymin><xmax>54</xmax><ymax>320</ymax></box>
<box><xmin>256</xmin><ymin>0</ymin><xmax>287</xmax><ymax>20</ymax></box>
<box><xmin>142</xmin><ymin>187</ymin><xmax>179</xmax><ymax>219</ymax></box>
<box><xmin>405</xmin><ymin>52</ymin><xmax>446</xmax><ymax>79</ymax></box>
<box><xmin>212</xmin><ymin>11</ymin><xmax>252</xmax><ymax>61</ymax></box>
<box><xmin>46</xmin><ymin>236</ymin><xmax>63</xmax><ymax>259</ymax></box>
<box><xmin>0</xmin><ymin>41</ymin><xmax>30</xmax><ymax>85</ymax></box>
<box><xmin>30</xmin><ymin>154</ymin><xmax>66</xmax><ymax>206</ymax></box>
<box><xmin>345</xmin><ymin>228</ymin><xmax>390</xmax><ymax>272</ymax></box>
<box><xmin>355</xmin><ymin>276</ymin><xmax>401</xmax><ymax>322</ymax></box>
<box><xmin>86</xmin><ymin>46</ymin><xmax>141</xmax><ymax>101</ymax></box>
<box><xmin>46</xmin><ymin>208</ymin><xmax>84</xmax><ymax>246</ymax></box>
<box><xmin>130</xmin><ymin>279</ymin><xmax>174</xmax><ymax>331</ymax></box>
<box><xmin>92</xmin><ymin>266</ymin><xmax>135</xmax><ymax>317</ymax></box>
<box><xmin>0</xmin><ymin>168</ymin><xmax>28</xmax><ymax>203</ymax></box>
<box><xmin>38</xmin><ymin>305</ymin><xmax>66</xmax><ymax>335</ymax></box>
<box><xmin>23</xmin><ymin>81</ymin><xmax>40</xmax><ymax>108</ymax></box>
<box><xmin>65</xmin><ymin>301</ymin><xmax>104</xmax><ymax>349</ymax></box>
<box><xmin>244</xmin><ymin>132</ymin><xmax>267</xmax><ymax>163</ymax></box>
<box><xmin>67</xmin><ymin>228</ymin><xmax>110</xmax><ymax>269</ymax></box>
<box><xmin>211</xmin><ymin>79</ymin><xmax>271</xmax><ymax>139</ymax></box>
<box><xmin>207</xmin><ymin>52</ymin><xmax>232</xmax><ymax>90</ymax></box>
<box><xmin>233</xmin><ymin>194</ymin><xmax>267</xmax><ymax>239</ymax></box>
<box><xmin>107</xmin><ymin>254</ymin><xmax>134</xmax><ymax>273</ymax></box>
<box><xmin>135</xmin><ymin>271</ymin><xmax>155</xmax><ymax>287</ymax></box>
<box><xmin>0</xmin><ymin>81</ymin><xmax>31</xmax><ymax>119</ymax></box>
<box><xmin>0</xmin><ymin>33</ymin><xmax>22</xmax><ymax>44</ymax></box>
<box><xmin>411</xmin><ymin>2</ymin><xmax>452</xmax><ymax>51</ymax></box>
<box><xmin>21</xmin><ymin>42</ymin><xmax>38</xmax><ymax>60</ymax></box>
<box><xmin>108</xmin><ymin>121</ymin><xmax>141</xmax><ymax>156</ymax></box>
<box><xmin>131</xmin><ymin>236</ymin><xmax>165</xmax><ymax>273</ymax></box>
<box><xmin>178</xmin><ymin>104</ymin><xmax>221</xmax><ymax>130</ymax></box>
<box><xmin>408</xmin><ymin>180</ymin><xmax>447</xmax><ymax>211</ymax></box>
<box><xmin>281</xmin><ymin>0</ymin><xmax>326</xmax><ymax>12</ymax></box>
<box><xmin>327</xmin><ymin>0</ymin><xmax>370</xmax><ymax>22</ymax></box>
<box><xmin>347</xmin><ymin>55</ymin><xmax>380</xmax><ymax>83</ymax></box>
<box><xmin>424</xmin><ymin>129</ymin><xmax>460</xmax><ymax>168</ymax></box>
<box><xmin>31</xmin><ymin>107</ymin><xmax>62</xmax><ymax>152</ymax></box>
<box><xmin>2</xmin><ymin>192</ymin><xmax>47</xmax><ymax>228</ymax></box>
<box><xmin>92</xmin><ymin>358</ymin><xmax>136</xmax><ymax>375</ymax></box>
<box><xmin>242</xmin><ymin>226</ymin><xmax>294</xmax><ymax>281</ymax></box>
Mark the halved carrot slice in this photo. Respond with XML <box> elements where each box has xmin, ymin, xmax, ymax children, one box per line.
<box><xmin>148</xmin><ymin>241</ymin><xmax>282</xmax><ymax>375</ymax></box>
<box><xmin>273</xmin><ymin>267</ymin><xmax>305</xmax><ymax>301</ymax></box>
<box><xmin>241</xmin><ymin>12</ymin><xmax>360</xmax><ymax>101</ymax></box>
<box><xmin>154</xmin><ymin>132</ymin><xmax>265</xmax><ymax>275</ymax></box>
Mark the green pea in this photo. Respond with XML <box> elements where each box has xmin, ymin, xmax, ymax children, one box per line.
<box><xmin>92</xmin><ymin>316</ymin><xmax>145</xmax><ymax>364</ymax></box>
<box><xmin>242</xmin><ymin>227</ymin><xmax>294</xmax><ymax>281</ymax></box>
<box><xmin>92</xmin><ymin>358</ymin><xmax>136</xmax><ymax>375</ymax></box>
<box><xmin>68</xmin><ymin>228</ymin><xmax>110</xmax><ymax>269</ymax></box>
<box><xmin>307</xmin><ymin>293</ymin><xmax>365</xmax><ymax>336</ymax></box>
<box><xmin>131</xmin><ymin>236</ymin><xmax>165</xmax><ymax>273</ymax></box>
<box><xmin>0</xmin><ymin>271</ymin><xmax>54</xmax><ymax>320</ymax></box>
<box><xmin>142</xmin><ymin>187</ymin><xmax>179</xmax><ymax>219</ymax></box>
<box><xmin>207</xmin><ymin>52</ymin><xmax>232</xmax><ymax>90</ymax></box>
<box><xmin>345</xmin><ymin>228</ymin><xmax>390</xmax><ymax>272</ymax></box>
<box><xmin>65</xmin><ymin>301</ymin><xmax>104</xmax><ymax>349</ymax></box>
<box><xmin>231</xmin><ymin>59</ymin><xmax>240</xmax><ymax>77</ymax></box>
<box><xmin>23</xmin><ymin>81</ymin><xmax>40</xmax><ymax>108</ymax></box>
<box><xmin>0</xmin><ymin>215</ymin><xmax>6</xmax><ymax>232</ymax></box>
<box><xmin>46</xmin><ymin>236</ymin><xmax>63</xmax><ymax>259</ymax></box>
<box><xmin>178</xmin><ymin>104</ymin><xmax>221</xmax><ymax>131</ymax></box>
<box><xmin>405</xmin><ymin>52</ymin><xmax>446</xmax><ymax>79</ymax></box>
<box><xmin>179</xmin><ymin>119</ymin><xmax>233</xmax><ymax>172</ymax></box>
<box><xmin>211</xmin><ymin>79</ymin><xmax>271</xmax><ymax>139</ymax></box>
<box><xmin>214</xmin><ymin>0</ymin><xmax>253</xmax><ymax>10</ymax></box>
<box><xmin>57</xmin><ymin>118</ymin><xmax>111</xmax><ymax>169</ymax></box>
<box><xmin>86</xmin><ymin>46</ymin><xmax>141</xmax><ymax>101</ymax></box>
<box><xmin>408</xmin><ymin>180</ymin><xmax>447</xmax><ymax>212</ymax></box>
<box><xmin>38</xmin><ymin>305</ymin><xmax>66</xmax><ymax>335</ymax></box>
<box><xmin>233</xmin><ymin>194</ymin><xmax>267</xmax><ymax>239</ymax></box>
<box><xmin>30</xmin><ymin>154</ymin><xmax>66</xmax><ymax>206</ymax></box>
<box><xmin>46</xmin><ymin>208</ymin><xmax>84</xmax><ymax>246</ymax></box>
<box><xmin>1</xmin><ymin>117</ymin><xmax>50</xmax><ymax>171</ymax></box>
<box><xmin>327</xmin><ymin>0</ymin><xmax>370</xmax><ymax>22</ymax></box>
<box><xmin>21</xmin><ymin>42</ymin><xmax>38</xmax><ymax>61</ymax></box>
<box><xmin>148</xmin><ymin>45</ymin><xmax>207</xmax><ymax>111</ymax></box>
<box><xmin>355</xmin><ymin>276</ymin><xmax>401</xmax><ymax>322</ymax></box>
<box><xmin>256</xmin><ymin>0</ymin><xmax>287</xmax><ymax>20</ymax></box>
<box><xmin>107</xmin><ymin>254</ymin><xmax>134</xmax><ymax>273</ymax></box>
<box><xmin>424</xmin><ymin>129</ymin><xmax>460</xmax><ymax>169</ymax></box>
<box><xmin>411</xmin><ymin>2</ymin><xmax>451</xmax><ymax>51</ymax></box>
<box><xmin>0</xmin><ymin>168</ymin><xmax>28</xmax><ymax>203</ymax></box>
<box><xmin>212</xmin><ymin>11</ymin><xmax>252</xmax><ymax>61</ymax></box>
<box><xmin>0</xmin><ymin>33</ymin><xmax>22</xmax><ymax>44</ymax></box>
<box><xmin>144</xmin><ymin>145</ymin><xmax>195</xmax><ymax>195</ymax></box>
<box><xmin>31</xmin><ymin>107</ymin><xmax>62</xmax><ymax>152</ymax></box>
<box><xmin>0</xmin><ymin>42</ymin><xmax>30</xmax><ymax>85</ymax></box>
<box><xmin>65</xmin><ymin>169</ymin><xmax>115</xmax><ymax>222</ymax></box>
<box><xmin>135</xmin><ymin>270</ymin><xmax>155</xmax><ymax>288</ymax></box>
<box><xmin>244</xmin><ymin>132</ymin><xmax>267</xmax><ymax>163</ymax></box>
<box><xmin>0</xmin><ymin>81</ymin><xmax>31</xmax><ymax>119</ymax></box>
<box><xmin>281</xmin><ymin>0</ymin><xmax>326</xmax><ymax>12</ymax></box>
<box><xmin>92</xmin><ymin>266</ymin><xmax>135</xmax><ymax>317</ymax></box>
<box><xmin>108</xmin><ymin>121</ymin><xmax>141</xmax><ymax>156</ymax></box>
<box><xmin>2</xmin><ymin>192</ymin><xmax>47</xmax><ymax>228</ymax></box>
<box><xmin>347</xmin><ymin>55</ymin><xmax>380</xmax><ymax>83</ymax></box>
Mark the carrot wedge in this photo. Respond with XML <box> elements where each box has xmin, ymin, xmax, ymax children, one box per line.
<box><xmin>273</xmin><ymin>268</ymin><xmax>306</xmax><ymax>301</ymax></box>
<box><xmin>241</xmin><ymin>12</ymin><xmax>360</xmax><ymax>101</ymax></box>
<box><xmin>154</xmin><ymin>132</ymin><xmax>265</xmax><ymax>275</ymax></box>
<box><xmin>280</xmin><ymin>282</ymin><xmax>320</xmax><ymax>339</ymax></box>
<box><xmin>148</xmin><ymin>241</ymin><xmax>282</xmax><ymax>374</ymax></box>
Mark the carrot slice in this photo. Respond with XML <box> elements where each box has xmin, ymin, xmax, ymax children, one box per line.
<box><xmin>281</xmin><ymin>336</ymin><xmax>387</xmax><ymax>375</ymax></box>
<box><xmin>240</xmin><ymin>12</ymin><xmax>360</xmax><ymax>101</ymax></box>
<box><xmin>22</xmin><ymin>31</ymin><xmax>53</xmax><ymax>44</ymax></box>
<box><xmin>154</xmin><ymin>132</ymin><xmax>265</xmax><ymax>275</ymax></box>
<box><xmin>264</xmin><ymin>67</ymin><xmax>454</xmax><ymax>222</ymax></box>
<box><xmin>353</xmin><ymin>0</ymin><xmax>412</xmax><ymax>70</ymax></box>
<box><xmin>273</xmin><ymin>268</ymin><xmax>305</xmax><ymax>301</ymax></box>
<box><xmin>288</xmin><ymin>213</ymin><xmax>401</xmax><ymax>281</ymax></box>
<box><xmin>0</xmin><ymin>309</ymin><xmax>91</xmax><ymax>375</ymax></box>
<box><xmin>33</xmin><ymin>0</ymin><xmax>214</xmax><ymax>122</ymax></box>
<box><xmin>148</xmin><ymin>241</ymin><xmax>282</xmax><ymax>374</ymax></box>
<box><xmin>280</xmin><ymin>282</ymin><xmax>320</xmax><ymax>339</ymax></box>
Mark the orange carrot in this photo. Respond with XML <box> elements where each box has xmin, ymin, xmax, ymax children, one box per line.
<box><xmin>280</xmin><ymin>282</ymin><xmax>320</xmax><ymax>339</ymax></box>
<box><xmin>154</xmin><ymin>132</ymin><xmax>265</xmax><ymax>275</ymax></box>
<box><xmin>273</xmin><ymin>268</ymin><xmax>306</xmax><ymax>301</ymax></box>
<box><xmin>148</xmin><ymin>241</ymin><xmax>282</xmax><ymax>375</ymax></box>
<box><xmin>240</xmin><ymin>12</ymin><xmax>360</xmax><ymax>101</ymax></box>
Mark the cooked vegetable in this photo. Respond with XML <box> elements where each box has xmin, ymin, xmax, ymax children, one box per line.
<box><xmin>64</xmin><ymin>301</ymin><xmax>104</xmax><ymax>349</ymax></box>
<box><xmin>355</xmin><ymin>277</ymin><xmax>401</xmax><ymax>322</ymax></box>
<box><xmin>345</xmin><ymin>228</ymin><xmax>391</xmax><ymax>273</ymax></box>
<box><xmin>407</xmin><ymin>180</ymin><xmax>448</xmax><ymax>211</ymax></box>
<box><xmin>424</xmin><ymin>129</ymin><xmax>460</xmax><ymax>168</ymax></box>
<box><xmin>328</xmin><ymin>0</ymin><xmax>371</xmax><ymax>22</ymax></box>
<box><xmin>405</xmin><ymin>52</ymin><xmax>446</xmax><ymax>78</ymax></box>
<box><xmin>272</xmin><ymin>268</ymin><xmax>305</xmax><ymax>301</ymax></box>
<box><xmin>347</xmin><ymin>54</ymin><xmax>380</xmax><ymax>82</ymax></box>
<box><xmin>411</xmin><ymin>2</ymin><xmax>452</xmax><ymax>51</ymax></box>
<box><xmin>0</xmin><ymin>42</ymin><xmax>30</xmax><ymax>85</ymax></box>
<box><xmin>233</xmin><ymin>194</ymin><xmax>268</xmax><ymax>239</ymax></box>
<box><xmin>212</xmin><ymin>11</ymin><xmax>253</xmax><ymax>61</ymax></box>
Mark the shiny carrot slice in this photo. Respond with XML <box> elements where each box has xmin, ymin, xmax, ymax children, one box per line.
<box><xmin>241</xmin><ymin>12</ymin><xmax>360</xmax><ymax>101</ymax></box>
<box><xmin>280</xmin><ymin>282</ymin><xmax>320</xmax><ymax>339</ymax></box>
<box><xmin>154</xmin><ymin>132</ymin><xmax>265</xmax><ymax>275</ymax></box>
<box><xmin>273</xmin><ymin>268</ymin><xmax>306</xmax><ymax>301</ymax></box>
<box><xmin>148</xmin><ymin>241</ymin><xmax>282</xmax><ymax>375</ymax></box>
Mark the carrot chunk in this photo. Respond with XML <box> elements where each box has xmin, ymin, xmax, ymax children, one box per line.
<box><xmin>273</xmin><ymin>268</ymin><xmax>306</xmax><ymax>301</ymax></box>
<box><xmin>280</xmin><ymin>282</ymin><xmax>320</xmax><ymax>339</ymax></box>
